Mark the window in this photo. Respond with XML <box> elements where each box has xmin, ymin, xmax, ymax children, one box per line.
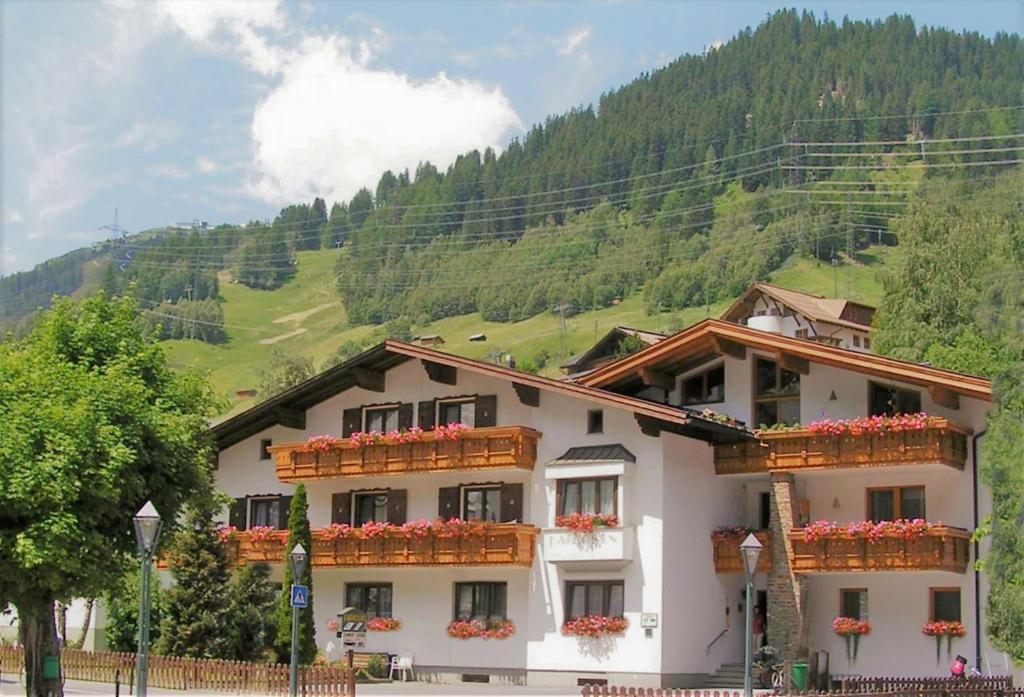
<box><xmin>559</xmin><ymin>477</ymin><xmax>616</xmax><ymax>517</ymax></box>
<box><xmin>354</xmin><ymin>492</ymin><xmax>389</xmax><ymax>526</ymax></box>
<box><xmin>930</xmin><ymin>588</ymin><xmax>962</xmax><ymax>622</ymax></box>
<box><xmin>565</xmin><ymin>581</ymin><xmax>625</xmax><ymax>620</ymax></box>
<box><xmin>869</xmin><ymin>383</ymin><xmax>922</xmax><ymax>416</ymax></box>
<box><xmin>364</xmin><ymin>406</ymin><xmax>399</xmax><ymax>432</ymax></box>
<box><xmin>682</xmin><ymin>364</ymin><xmax>725</xmax><ymax>405</ymax></box>
<box><xmin>587</xmin><ymin>409</ymin><xmax>604</xmax><ymax>434</ymax></box>
<box><xmin>438</xmin><ymin>399</ymin><xmax>475</xmax><ymax>427</ymax></box>
<box><xmin>250</xmin><ymin>498</ymin><xmax>280</xmax><ymax>528</ymax></box>
<box><xmin>864</xmin><ymin>337</ymin><xmax>871</xmax><ymax>350</ymax></box>
<box><xmin>759</xmin><ymin>492</ymin><xmax>771</xmax><ymax>530</ymax></box>
<box><xmin>795</xmin><ymin>328</ymin><xmax>809</xmax><ymax>339</ymax></box>
<box><xmin>454</xmin><ymin>582</ymin><xmax>507</xmax><ymax>622</ymax></box>
<box><xmin>754</xmin><ymin>357</ymin><xmax>800</xmax><ymax>427</ymax></box>
<box><xmin>868</xmin><ymin>486</ymin><xmax>925</xmax><ymax>521</ymax></box>
<box><xmin>853</xmin><ymin>335</ymin><xmax>861</xmax><ymax>348</ymax></box>
<box><xmin>346</xmin><ymin>583</ymin><xmax>393</xmax><ymax>619</ymax></box>
<box><xmin>840</xmin><ymin>589</ymin><xmax>868</xmax><ymax>620</ymax></box>
<box><xmin>463</xmin><ymin>486</ymin><xmax>501</xmax><ymax>522</ymax></box>
<box><xmin>259</xmin><ymin>439</ymin><xmax>273</xmax><ymax>461</ymax></box>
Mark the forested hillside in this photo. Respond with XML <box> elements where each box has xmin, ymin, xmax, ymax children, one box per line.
<box><xmin>2</xmin><ymin>10</ymin><xmax>1021</xmax><ymax>342</ymax></box>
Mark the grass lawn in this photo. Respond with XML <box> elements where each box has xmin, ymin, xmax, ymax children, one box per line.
<box><xmin>164</xmin><ymin>246</ymin><xmax>894</xmax><ymax>416</ymax></box>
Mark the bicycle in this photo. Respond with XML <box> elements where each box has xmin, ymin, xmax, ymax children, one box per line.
<box><xmin>770</xmin><ymin>662</ymin><xmax>785</xmax><ymax>694</ymax></box>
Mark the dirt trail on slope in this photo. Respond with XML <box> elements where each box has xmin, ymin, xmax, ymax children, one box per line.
<box><xmin>273</xmin><ymin>301</ymin><xmax>338</xmax><ymax>324</ymax></box>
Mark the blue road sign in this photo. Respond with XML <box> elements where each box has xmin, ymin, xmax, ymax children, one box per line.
<box><xmin>290</xmin><ymin>584</ymin><xmax>308</xmax><ymax>608</ymax></box>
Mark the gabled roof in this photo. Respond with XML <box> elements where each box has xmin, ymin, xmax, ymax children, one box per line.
<box><xmin>211</xmin><ymin>339</ymin><xmax>753</xmax><ymax>450</ymax></box>
<box><xmin>721</xmin><ymin>283</ymin><xmax>875</xmax><ymax>332</ymax></box>
<box><xmin>577</xmin><ymin>318</ymin><xmax>992</xmax><ymax>402</ymax></box>
<box><xmin>552</xmin><ymin>444</ymin><xmax>636</xmax><ymax>464</ymax></box>
<box><xmin>561</xmin><ymin>325</ymin><xmax>666</xmax><ymax>372</ymax></box>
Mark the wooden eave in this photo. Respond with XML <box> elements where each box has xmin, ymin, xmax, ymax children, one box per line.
<box><xmin>578</xmin><ymin>319</ymin><xmax>992</xmax><ymax>403</ymax></box>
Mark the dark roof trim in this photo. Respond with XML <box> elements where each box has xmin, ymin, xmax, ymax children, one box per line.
<box><xmin>211</xmin><ymin>340</ymin><xmax>754</xmax><ymax>450</ymax></box>
<box><xmin>552</xmin><ymin>444</ymin><xmax>637</xmax><ymax>464</ymax></box>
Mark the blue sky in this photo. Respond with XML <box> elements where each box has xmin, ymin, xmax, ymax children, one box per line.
<box><xmin>1</xmin><ymin>0</ymin><xmax>1019</xmax><ymax>275</ymax></box>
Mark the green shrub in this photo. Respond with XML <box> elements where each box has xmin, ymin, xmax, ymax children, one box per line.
<box><xmin>366</xmin><ymin>653</ymin><xmax>388</xmax><ymax>679</ymax></box>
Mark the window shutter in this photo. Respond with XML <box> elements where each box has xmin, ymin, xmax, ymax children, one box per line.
<box><xmin>500</xmin><ymin>483</ymin><xmax>524</xmax><ymax>523</ymax></box>
<box><xmin>332</xmin><ymin>492</ymin><xmax>352</xmax><ymax>525</ymax></box>
<box><xmin>278</xmin><ymin>495</ymin><xmax>293</xmax><ymax>530</ymax></box>
<box><xmin>475</xmin><ymin>394</ymin><xmax>497</xmax><ymax>427</ymax></box>
<box><xmin>417</xmin><ymin>400</ymin><xmax>436</xmax><ymax>430</ymax></box>
<box><xmin>342</xmin><ymin>407</ymin><xmax>362</xmax><ymax>437</ymax></box>
<box><xmin>398</xmin><ymin>403</ymin><xmax>414</xmax><ymax>430</ymax></box>
<box><xmin>229</xmin><ymin>497</ymin><xmax>247</xmax><ymax>530</ymax></box>
<box><xmin>438</xmin><ymin>486</ymin><xmax>461</xmax><ymax>520</ymax></box>
<box><xmin>388</xmin><ymin>489</ymin><xmax>408</xmax><ymax>524</ymax></box>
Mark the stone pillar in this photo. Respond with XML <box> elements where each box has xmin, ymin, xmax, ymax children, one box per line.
<box><xmin>767</xmin><ymin>472</ymin><xmax>809</xmax><ymax>674</ymax></box>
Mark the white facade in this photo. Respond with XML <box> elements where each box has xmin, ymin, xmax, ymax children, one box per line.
<box><xmin>736</xmin><ymin>294</ymin><xmax>872</xmax><ymax>352</ymax></box>
<box><xmin>211</xmin><ymin>335</ymin><xmax>1003</xmax><ymax>685</ymax></box>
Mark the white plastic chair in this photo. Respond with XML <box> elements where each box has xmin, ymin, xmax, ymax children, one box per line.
<box><xmin>389</xmin><ymin>650</ymin><xmax>414</xmax><ymax>681</ymax></box>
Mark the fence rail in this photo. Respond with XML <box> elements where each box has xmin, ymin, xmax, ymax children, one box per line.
<box><xmin>836</xmin><ymin>676</ymin><xmax>1014</xmax><ymax>692</ymax></box>
<box><xmin>579</xmin><ymin>681</ymin><xmax>1017</xmax><ymax>697</ymax></box>
<box><xmin>0</xmin><ymin>646</ymin><xmax>352</xmax><ymax>695</ymax></box>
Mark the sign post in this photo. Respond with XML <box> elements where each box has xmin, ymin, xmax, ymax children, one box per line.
<box><xmin>288</xmin><ymin>544</ymin><xmax>308</xmax><ymax>697</ymax></box>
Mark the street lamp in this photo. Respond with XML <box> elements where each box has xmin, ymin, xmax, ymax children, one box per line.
<box><xmin>289</xmin><ymin>543</ymin><xmax>308</xmax><ymax>697</ymax></box>
<box><xmin>741</xmin><ymin>533</ymin><xmax>763</xmax><ymax>697</ymax></box>
<box><xmin>132</xmin><ymin>501</ymin><xmax>162</xmax><ymax>697</ymax></box>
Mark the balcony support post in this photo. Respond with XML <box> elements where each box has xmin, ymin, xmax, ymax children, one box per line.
<box><xmin>767</xmin><ymin>472</ymin><xmax>808</xmax><ymax>687</ymax></box>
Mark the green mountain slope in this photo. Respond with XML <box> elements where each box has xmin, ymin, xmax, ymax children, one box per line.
<box><xmin>164</xmin><ymin>244</ymin><xmax>893</xmax><ymax>415</ymax></box>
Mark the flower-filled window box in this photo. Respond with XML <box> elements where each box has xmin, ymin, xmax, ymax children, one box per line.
<box><xmin>247</xmin><ymin>525</ymin><xmax>280</xmax><ymax>542</ymax></box>
<box><xmin>446</xmin><ymin>619</ymin><xmax>515</xmax><ymax>640</ymax></box>
<box><xmin>922</xmin><ymin>621</ymin><xmax>965</xmax><ymax>663</ymax></box>
<box><xmin>367</xmin><ymin>617</ymin><xmax>402</xmax><ymax>632</ymax></box>
<box><xmin>561</xmin><ymin>615</ymin><xmax>628</xmax><ymax>638</ymax></box>
<box><xmin>804</xmin><ymin>518</ymin><xmax>943</xmax><ymax>544</ymax></box>
<box><xmin>555</xmin><ymin>513</ymin><xmax>619</xmax><ymax>533</ymax></box>
<box><xmin>832</xmin><ymin>616</ymin><xmax>870</xmax><ymax>663</ymax></box>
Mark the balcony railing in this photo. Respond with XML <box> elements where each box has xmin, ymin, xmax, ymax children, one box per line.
<box><xmin>788</xmin><ymin>526</ymin><xmax>970</xmax><ymax>573</ymax></box>
<box><xmin>227</xmin><ymin>524</ymin><xmax>539</xmax><ymax>567</ymax></box>
<box><xmin>270</xmin><ymin>426</ymin><xmax>541</xmax><ymax>482</ymax></box>
<box><xmin>714</xmin><ymin>419</ymin><xmax>969</xmax><ymax>475</ymax></box>
<box><xmin>711</xmin><ymin>531</ymin><xmax>773</xmax><ymax>573</ymax></box>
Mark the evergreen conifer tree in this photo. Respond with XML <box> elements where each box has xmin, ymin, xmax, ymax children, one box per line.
<box><xmin>155</xmin><ymin>497</ymin><xmax>233</xmax><ymax>659</ymax></box>
<box><xmin>274</xmin><ymin>484</ymin><xmax>316</xmax><ymax>664</ymax></box>
<box><xmin>228</xmin><ymin>563</ymin><xmax>278</xmax><ymax>661</ymax></box>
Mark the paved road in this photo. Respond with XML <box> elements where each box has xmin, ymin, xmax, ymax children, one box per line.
<box><xmin>1</xmin><ymin>676</ymin><xmax>581</xmax><ymax>697</ymax></box>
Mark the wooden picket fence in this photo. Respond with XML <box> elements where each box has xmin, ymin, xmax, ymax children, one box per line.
<box><xmin>837</xmin><ymin>677</ymin><xmax>1014</xmax><ymax>693</ymax></box>
<box><xmin>581</xmin><ymin>690</ymin><xmax>741</xmax><ymax>697</ymax></box>
<box><xmin>0</xmin><ymin>646</ymin><xmax>352</xmax><ymax>695</ymax></box>
<box><xmin>580</xmin><ymin>685</ymin><xmax>1020</xmax><ymax>697</ymax></box>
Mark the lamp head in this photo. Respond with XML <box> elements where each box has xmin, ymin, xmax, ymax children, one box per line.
<box><xmin>133</xmin><ymin>501</ymin><xmax>163</xmax><ymax>554</ymax></box>
<box><xmin>289</xmin><ymin>542</ymin><xmax>308</xmax><ymax>577</ymax></box>
<box><xmin>740</xmin><ymin>532</ymin><xmax>763</xmax><ymax>577</ymax></box>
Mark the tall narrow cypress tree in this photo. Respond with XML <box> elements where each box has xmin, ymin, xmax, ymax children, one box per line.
<box><xmin>274</xmin><ymin>484</ymin><xmax>316</xmax><ymax>664</ymax></box>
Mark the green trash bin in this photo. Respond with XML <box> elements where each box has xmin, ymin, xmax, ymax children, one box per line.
<box><xmin>42</xmin><ymin>655</ymin><xmax>60</xmax><ymax>680</ymax></box>
<box><xmin>792</xmin><ymin>661</ymin><xmax>808</xmax><ymax>692</ymax></box>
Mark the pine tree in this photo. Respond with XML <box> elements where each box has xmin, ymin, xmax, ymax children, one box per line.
<box><xmin>228</xmin><ymin>563</ymin><xmax>278</xmax><ymax>662</ymax></box>
<box><xmin>274</xmin><ymin>484</ymin><xmax>316</xmax><ymax>664</ymax></box>
<box><xmin>156</xmin><ymin>497</ymin><xmax>233</xmax><ymax>659</ymax></box>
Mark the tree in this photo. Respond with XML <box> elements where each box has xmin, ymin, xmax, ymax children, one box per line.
<box><xmin>274</xmin><ymin>484</ymin><xmax>316</xmax><ymax>664</ymax></box>
<box><xmin>155</xmin><ymin>495</ymin><xmax>233</xmax><ymax>658</ymax></box>
<box><xmin>228</xmin><ymin>563</ymin><xmax>278</xmax><ymax>661</ymax></box>
<box><xmin>258</xmin><ymin>350</ymin><xmax>316</xmax><ymax>401</ymax></box>
<box><xmin>0</xmin><ymin>293</ymin><xmax>216</xmax><ymax>695</ymax></box>
<box><xmin>103</xmin><ymin>568</ymin><xmax>164</xmax><ymax>653</ymax></box>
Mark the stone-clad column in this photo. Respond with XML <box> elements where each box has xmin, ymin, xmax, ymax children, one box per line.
<box><xmin>767</xmin><ymin>472</ymin><xmax>809</xmax><ymax>676</ymax></box>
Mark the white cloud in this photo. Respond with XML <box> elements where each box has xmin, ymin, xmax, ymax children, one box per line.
<box><xmin>114</xmin><ymin>118</ymin><xmax>182</xmax><ymax>151</ymax></box>
<box><xmin>558</xmin><ymin>24</ymin><xmax>593</xmax><ymax>56</ymax></box>
<box><xmin>6</xmin><ymin>210</ymin><xmax>24</xmax><ymax>224</ymax></box>
<box><xmin>150</xmin><ymin>163</ymin><xmax>189</xmax><ymax>179</ymax></box>
<box><xmin>247</xmin><ymin>35</ymin><xmax>522</xmax><ymax>204</ymax></box>
<box><xmin>196</xmin><ymin>156</ymin><xmax>219</xmax><ymax>173</ymax></box>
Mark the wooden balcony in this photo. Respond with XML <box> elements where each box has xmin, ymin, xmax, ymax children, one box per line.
<box><xmin>229</xmin><ymin>524</ymin><xmax>539</xmax><ymax>567</ymax></box>
<box><xmin>711</xmin><ymin>531</ymin><xmax>773</xmax><ymax>573</ymax></box>
<box><xmin>789</xmin><ymin>526</ymin><xmax>971</xmax><ymax>573</ymax></box>
<box><xmin>270</xmin><ymin>426</ymin><xmax>540</xmax><ymax>482</ymax></box>
<box><xmin>714</xmin><ymin>419</ymin><xmax>969</xmax><ymax>475</ymax></box>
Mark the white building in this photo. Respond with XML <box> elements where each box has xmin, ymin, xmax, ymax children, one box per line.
<box><xmin>210</xmin><ymin>303</ymin><xmax>1003</xmax><ymax>686</ymax></box>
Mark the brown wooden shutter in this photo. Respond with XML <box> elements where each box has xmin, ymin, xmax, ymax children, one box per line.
<box><xmin>342</xmin><ymin>407</ymin><xmax>362</xmax><ymax>437</ymax></box>
<box><xmin>417</xmin><ymin>400</ymin><xmax>436</xmax><ymax>430</ymax></box>
<box><xmin>387</xmin><ymin>489</ymin><xmax>408</xmax><ymax>524</ymax></box>
<box><xmin>332</xmin><ymin>492</ymin><xmax>352</xmax><ymax>525</ymax></box>
<box><xmin>398</xmin><ymin>403</ymin><xmax>413</xmax><ymax>430</ymax></box>
<box><xmin>438</xmin><ymin>486</ymin><xmax>461</xmax><ymax>520</ymax></box>
<box><xmin>229</xmin><ymin>498</ymin><xmax>247</xmax><ymax>530</ymax></box>
<box><xmin>475</xmin><ymin>394</ymin><xmax>497</xmax><ymax>427</ymax></box>
<box><xmin>278</xmin><ymin>495</ymin><xmax>293</xmax><ymax>530</ymax></box>
<box><xmin>500</xmin><ymin>483</ymin><xmax>524</xmax><ymax>523</ymax></box>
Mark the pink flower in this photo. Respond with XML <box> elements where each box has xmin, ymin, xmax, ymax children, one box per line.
<box><xmin>562</xmin><ymin>616</ymin><xmax>629</xmax><ymax>637</ymax></box>
<box><xmin>555</xmin><ymin>513</ymin><xmax>618</xmax><ymax>533</ymax></box>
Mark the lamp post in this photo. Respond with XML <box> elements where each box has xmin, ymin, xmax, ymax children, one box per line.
<box><xmin>741</xmin><ymin>533</ymin><xmax>763</xmax><ymax>697</ymax></box>
<box><xmin>288</xmin><ymin>543</ymin><xmax>308</xmax><ymax>697</ymax></box>
<box><xmin>132</xmin><ymin>501</ymin><xmax>163</xmax><ymax>697</ymax></box>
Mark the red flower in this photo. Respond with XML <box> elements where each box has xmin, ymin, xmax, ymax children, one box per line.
<box><xmin>555</xmin><ymin>513</ymin><xmax>619</xmax><ymax>533</ymax></box>
<box><xmin>832</xmin><ymin>617</ymin><xmax>871</xmax><ymax>636</ymax></box>
<box><xmin>446</xmin><ymin>619</ymin><xmax>514</xmax><ymax>639</ymax></box>
<box><xmin>562</xmin><ymin>616</ymin><xmax>629</xmax><ymax>637</ymax></box>
<box><xmin>367</xmin><ymin>617</ymin><xmax>402</xmax><ymax>632</ymax></box>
